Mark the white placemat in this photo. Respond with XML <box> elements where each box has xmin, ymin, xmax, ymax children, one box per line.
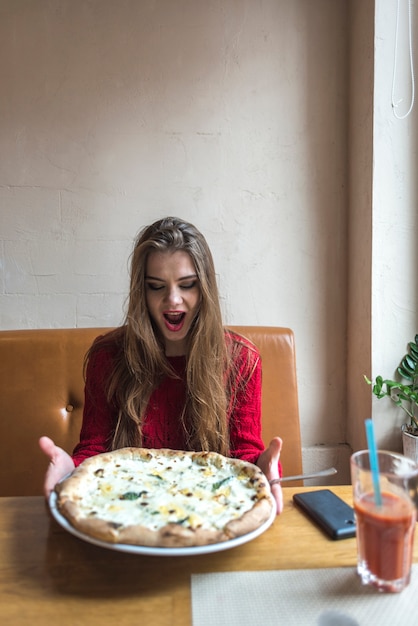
<box><xmin>191</xmin><ymin>565</ymin><xmax>418</xmax><ymax>626</ymax></box>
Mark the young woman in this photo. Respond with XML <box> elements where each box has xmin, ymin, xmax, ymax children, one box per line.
<box><xmin>39</xmin><ymin>217</ymin><xmax>283</xmax><ymax>513</ymax></box>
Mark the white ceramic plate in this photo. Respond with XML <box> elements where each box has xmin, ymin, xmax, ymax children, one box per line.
<box><xmin>49</xmin><ymin>491</ymin><xmax>276</xmax><ymax>556</ymax></box>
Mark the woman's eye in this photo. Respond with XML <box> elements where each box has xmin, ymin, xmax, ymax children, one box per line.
<box><xmin>147</xmin><ymin>283</ymin><xmax>164</xmax><ymax>291</ymax></box>
<box><xmin>180</xmin><ymin>281</ymin><xmax>197</xmax><ymax>290</ymax></box>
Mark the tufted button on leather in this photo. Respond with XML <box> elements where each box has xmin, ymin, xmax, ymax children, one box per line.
<box><xmin>66</xmin><ymin>404</ymin><xmax>74</xmax><ymax>412</ymax></box>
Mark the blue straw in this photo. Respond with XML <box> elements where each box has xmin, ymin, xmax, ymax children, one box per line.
<box><xmin>365</xmin><ymin>419</ymin><xmax>382</xmax><ymax>506</ymax></box>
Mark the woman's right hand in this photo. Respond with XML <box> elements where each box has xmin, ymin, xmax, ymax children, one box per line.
<box><xmin>256</xmin><ymin>437</ymin><xmax>283</xmax><ymax>515</ymax></box>
<box><xmin>38</xmin><ymin>436</ymin><xmax>75</xmax><ymax>499</ymax></box>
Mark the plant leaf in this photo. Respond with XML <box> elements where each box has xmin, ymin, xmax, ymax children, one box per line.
<box><xmin>404</xmin><ymin>354</ymin><xmax>417</xmax><ymax>371</ymax></box>
<box><xmin>398</xmin><ymin>366</ymin><xmax>414</xmax><ymax>381</ymax></box>
<box><xmin>409</xmin><ymin>342</ymin><xmax>418</xmax><ymax>359</ymax></box>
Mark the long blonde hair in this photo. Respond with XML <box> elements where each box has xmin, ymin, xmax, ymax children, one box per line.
<box><xmin>85</xmin><ymin>217</ymin><xmax>257</xmax><ymax>455</ymax></box>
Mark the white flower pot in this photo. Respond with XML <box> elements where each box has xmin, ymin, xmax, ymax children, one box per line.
<box><xmin>402</xmin><ymin>424</ymin><xmax>418</xmax><ymax>463</ymax></box>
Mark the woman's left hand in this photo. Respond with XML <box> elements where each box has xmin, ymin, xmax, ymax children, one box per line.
<box><xmin>256</xmin><ymin>436</ymin><xmax>283</xmax><ymax>515</ymax></box>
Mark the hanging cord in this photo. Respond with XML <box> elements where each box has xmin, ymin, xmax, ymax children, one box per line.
<box><xmin>391</xmin><ymin>0</ymin><xmax>415</xmax><ymax>119</ymax></box>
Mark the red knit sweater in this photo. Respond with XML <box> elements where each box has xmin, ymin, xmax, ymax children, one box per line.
<box><xmin>73</xmin><ymin>332</ymin><xmax>275</xmax><ymax>471</ymax></box>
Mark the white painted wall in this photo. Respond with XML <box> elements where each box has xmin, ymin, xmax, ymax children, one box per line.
<box><xmin>2</xmin><ymin>0</ymin><xmax>415</xmax><ymax>483</ymax></box>
<box><xmin>371</xmin><ymin>0</ymin><xmax>418</xmax><ymax>449</ymax></box>
<box><xmin>346</xmin><ymin>0</ymin><xmax>418</xmax><ymax>459</ymax></box>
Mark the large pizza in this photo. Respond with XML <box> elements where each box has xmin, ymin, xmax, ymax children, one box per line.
<box><xmin>54</xmin><ymin>447</ymin><xmax>274</xmax><ymax>548</ymax></box>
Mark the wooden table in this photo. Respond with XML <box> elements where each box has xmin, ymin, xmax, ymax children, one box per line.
<box><xmin>1</xmin><ymin>485</ymin><xmax>416</xmax><ymax>625</ymax></box>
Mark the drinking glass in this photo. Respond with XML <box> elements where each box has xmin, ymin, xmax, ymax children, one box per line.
<box><xmin>350</xmin><ymin>450</ymin><xmax>418</xmax><ymax>593</ymax></box>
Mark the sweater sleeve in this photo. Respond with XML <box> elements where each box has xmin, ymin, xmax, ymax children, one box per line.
<box><xmin>72</xmin><ymin>345</ymin><xmax>117</xmax><ymax>466</ymax></box>
<box><xmin>228</xmin><ymin>343</ymin><xmax>282</xmax><ymax>476</ymax></box>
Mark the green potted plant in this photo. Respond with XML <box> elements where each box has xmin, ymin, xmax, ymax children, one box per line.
<box><xmin>365</xmin><ymin>334</ymin><xmax>418</xmax><ymax>461</ymax></box>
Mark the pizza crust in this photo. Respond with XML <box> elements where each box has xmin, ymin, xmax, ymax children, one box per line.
<box><xmin>55</xmin><ymin>447</ymin><xmax>274</xmax><ymax>547</ymax></box>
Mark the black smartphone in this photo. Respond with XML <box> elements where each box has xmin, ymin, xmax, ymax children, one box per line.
<box><xmin>293</xmin><ymin>489</ymin><xmax>356</xmax><ymax>540</ymax></box>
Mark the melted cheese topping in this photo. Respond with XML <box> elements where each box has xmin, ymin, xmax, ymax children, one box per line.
<box><xmin>75</xmin><ymin>454</ymin><xmax>262</xmax><ymax>531</ymax></box>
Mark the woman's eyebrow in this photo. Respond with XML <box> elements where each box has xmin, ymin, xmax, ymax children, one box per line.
<box><xmin>178</xmin><ymin>274</ymin><xmax>198</xmax><ymax>281</ymax></box>
<box><xmin>145</xmin><ymin>274</ymin><xmax>198</xmax><ymax>281</ymax></box>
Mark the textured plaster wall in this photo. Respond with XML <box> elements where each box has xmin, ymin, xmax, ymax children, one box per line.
<box><xmin>1</xmin><ymin>0</ymin><xmax>355</xmax><ymax>481</ymax></box>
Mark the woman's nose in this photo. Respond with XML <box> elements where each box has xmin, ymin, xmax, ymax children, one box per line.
<box><xmin>166</xmin><ymin>287</ymin><xmax>183</xmax><ymax>306</ymax></box>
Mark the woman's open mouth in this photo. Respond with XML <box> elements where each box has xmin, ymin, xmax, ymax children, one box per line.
<box><xmin>163</xmin><ymin>311</ymin><xmax>186</xmax><ymax>332</ymax></box>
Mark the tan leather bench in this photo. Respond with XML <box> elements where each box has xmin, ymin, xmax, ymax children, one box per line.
<box><xmin>0</xmin><ymin>326</ymin><xmax>302</xmax><ymax>496</ymax></box>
